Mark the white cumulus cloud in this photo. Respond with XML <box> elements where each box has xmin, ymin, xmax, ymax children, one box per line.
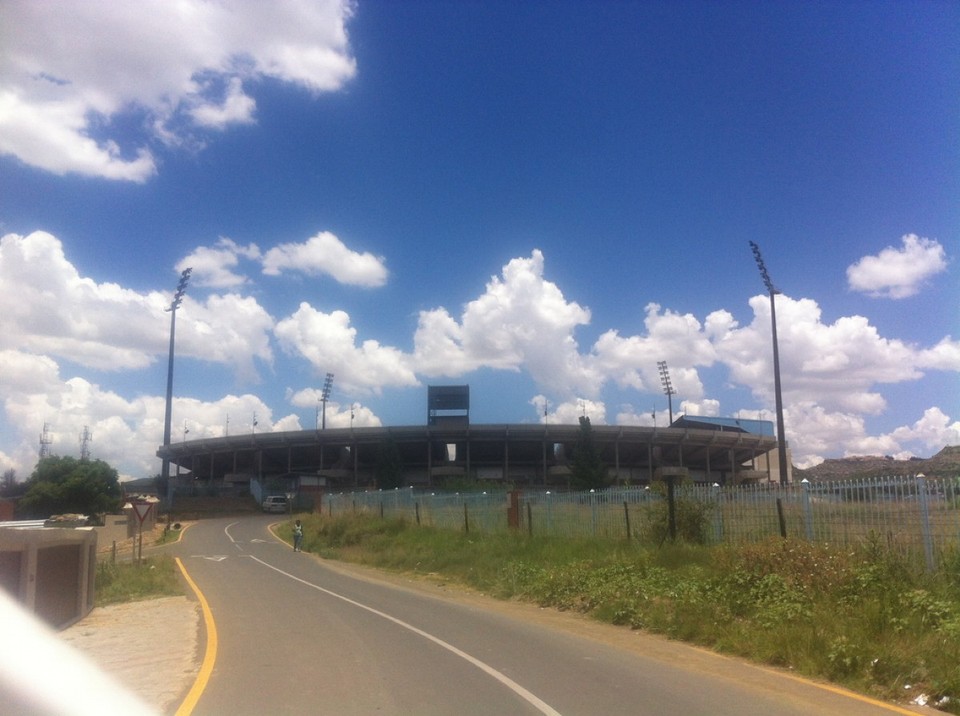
<box><xmin>715</xmin><ymin>294</ymin><xmax>925</xmax><ymax>414</ymax></box>
<box><xmin>590</xmin><ymin>303</ymin><xmax>716</xmax><ymax>398</ymax></box>
<box><xmin>0</xmin><ymin>231</ymin><xmax>169</xmax><ymax>370</ymax></box>
<box><xmin>178</xmin><ymin>238</ymin><xmax>261</xmax><ymax>289</ymax></box>
<box><xmin>0</xmin><ymin>0</ymin><xmax>356</xmax><ymax>181</ymax></box>
<box><xmin>261</xmin><ymin>232</ymin><xmax>388</xmax><ymax>287</ymax></box>
<box><xmin>413</xmin><ymin>250</ymin><xmax>596</xmax><ymax>396</ymax></box>
<box><xmin>889</xmin><ymin>407</ymin><xmax>960</xmax><ymax>452</ymax></box>
<box><xmin>275</xmin><ymin>303</ymin><xmax>418</xmax><ymax>395</ymax></box>
<box><xmin>0</xmin><ymin>230</ymin><xmax>275</xmax><ymax>379</ymax></box>
<box><xmin>846</xmin><ymin>234</ymin><xmax>948</xmax><ymax>299</ymax></box>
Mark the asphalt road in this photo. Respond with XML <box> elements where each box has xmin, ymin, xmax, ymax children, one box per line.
<box><xmin>171</xmin><ymin>515</ymin><xmax>925</xmax><ymax>716</ymax></box>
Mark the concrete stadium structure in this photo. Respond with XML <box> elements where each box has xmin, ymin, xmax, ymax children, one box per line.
<box><xmin>157</xmin><ymin>415</ymin><xmax>788</xmax><ymax>492</ymax></box>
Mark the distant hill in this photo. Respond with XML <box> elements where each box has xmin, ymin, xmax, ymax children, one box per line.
<box><xmin>795</xmin><ymin>446</ymin><xmax>960</xmax><ymax>482</ymax></box>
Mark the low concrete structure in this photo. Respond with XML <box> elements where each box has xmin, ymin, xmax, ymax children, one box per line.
<box><xmin>0</xmin><ymin>525</ymin><xmax>98</xmax><ymax>628</ymax></box>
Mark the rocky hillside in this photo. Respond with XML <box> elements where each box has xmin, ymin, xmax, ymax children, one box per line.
<box><xmin>795</xmin><ymin>445</ymin><xmax>960</xmax><ymax>481</ymax></box>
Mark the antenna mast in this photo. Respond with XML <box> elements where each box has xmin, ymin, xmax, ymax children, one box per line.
<box><xmin>39</xmin><ymin>422</ymin><xmax>53</xmax><ymax>458</ymax></box>
<box><xmin>79</xmin><ymin>426</ymin><xmax>93</xmax><ymax>461</ymax></box>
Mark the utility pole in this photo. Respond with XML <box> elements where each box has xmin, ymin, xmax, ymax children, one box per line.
<box><xmin>162</xmin><ymin>268</ymin><xmax>192</xmax><ymax>493</ymax></box>
<box><xmin>749</xmin><ymin>242</ymin><xmax>789</xmax><ymax>485</ymax></box>
<box><xmin>320</xmin><ymin>373</ymin><xmax>334</xmax><ymax>429</ymax></box>
<box><xmin>657</xmin><ymin>360</ymin><xmax>675</xmax><ymax>425</ymax></box>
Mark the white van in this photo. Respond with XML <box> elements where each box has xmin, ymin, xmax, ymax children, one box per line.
<box><xmin>262</xmin><ymin>495</ymin><xmax>288</xmax><ymax>513</ymax></box>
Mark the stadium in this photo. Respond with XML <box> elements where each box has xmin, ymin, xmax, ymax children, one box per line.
<box><xmin>157</xmin><ymin>387</ymin><xmax>789</xmax><ymax>497</ymax></box>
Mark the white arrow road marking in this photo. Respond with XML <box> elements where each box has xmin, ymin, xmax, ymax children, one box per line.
<box><xmin>191</xmin><ymin>555</ymin><xmax>229</xmax><ymax>562</ymax></box>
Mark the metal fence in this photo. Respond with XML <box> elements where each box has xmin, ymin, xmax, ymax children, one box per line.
<box><xmin>324</xmin><ymin>475</ymin><xmax>960</xmax><ymax>571</ymax></box>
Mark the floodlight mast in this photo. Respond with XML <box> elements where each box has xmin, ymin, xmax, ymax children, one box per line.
<box><xmin>162</xmin><ymin>268</ymin><xmax>192</xmax><ymax>489</ymax></box>
<box><xmin>750</xmin><ymin>242</ymin><xmax>789</xmax><ymax>485</ymax></box>
<box><xmin>657</xmin><ymin>360</ymin><xmax>675</xmax><ymax>425</ymax></box>
<box><xmin>320</xmin><ymin>373</ymin><xmax>334</xmax><ymax>429</ymax></box>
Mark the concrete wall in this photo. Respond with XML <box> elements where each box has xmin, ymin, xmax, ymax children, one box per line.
<box><xmin>94</xmin><ymin>514</ymin><xmax>133</xmax><ymax>546</ymax></box>
<box><xmin>0</xmin><ymin>527</ymin><xmax>98</xmax><ymax>629</ymax></box>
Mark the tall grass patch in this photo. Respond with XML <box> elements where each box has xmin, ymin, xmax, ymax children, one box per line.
<box><xmin>95</xmin><ymin>555</ymin><xmax>182</xmax><ymax>606</ymax></box>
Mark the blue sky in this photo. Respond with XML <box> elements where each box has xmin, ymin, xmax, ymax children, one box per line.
<box><xmin>1</xmin><ymin>0</ymin><xmax>957</xmax><ymax>480</ymax></box>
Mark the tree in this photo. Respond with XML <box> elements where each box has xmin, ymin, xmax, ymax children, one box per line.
<box><xmin>571</xmin><ymin>416</ymin><xmax>608</xmax><ymax>490</ymax></box>
<box><xmin>18</xmin><ymin>456</ymin><xmax>122</xmax><ymax>519</ymax></box>
<box><xmin>375</xmin><ymin>438</ymin><xmax>404</xmax><ymax>490</ymax></box>
<box><xmin>1</xmin><ymin>469</ymin><xmax>21</xmax><ymax>498</ymax></box>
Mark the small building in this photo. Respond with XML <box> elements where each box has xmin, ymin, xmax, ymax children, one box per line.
<box><xmin>0</xmin><ymin>525</ymin><xmax>98</xmax><ymax>629</ymax></box>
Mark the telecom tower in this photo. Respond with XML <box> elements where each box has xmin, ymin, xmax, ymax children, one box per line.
<box><xmin>79</xmin><ymin>426</ymin><xmax>92</xmax><ymax>461</ymax></box>
<box><xmin>38</xmin><ymin>422</ymin><xmax>53</xmax><ymax>458</ymax></box>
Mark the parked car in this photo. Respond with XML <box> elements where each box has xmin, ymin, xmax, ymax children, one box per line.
<box><xmin>262</xmin><ymin>495</ymin><xmax>288</xmax><ymax>513</ymax></box>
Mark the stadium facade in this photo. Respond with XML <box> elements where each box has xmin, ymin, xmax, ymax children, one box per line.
<box><xmin>157</xmin><ymin>387</ymin><xmax>789</xmax><ymax>492</ymax></box>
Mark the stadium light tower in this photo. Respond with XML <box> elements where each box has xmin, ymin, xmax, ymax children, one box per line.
<box><xmin>657</xmin><ymin>360</ymin><xmax>675</xmax><ymax>425</ymax></box>
<box><xmin>749</xmin><ymin>242</ymin><xmax>789</xmax><ymax>485</ymax></box>
<box><xmin>162</xmin><ymin>268</ymin><xmax>192</xmax><ymax>487</ymax></box>
<box><xmin>320</xmin><ymin>373</ymin><xmax>334</xmax><ymax>429</ymax></box>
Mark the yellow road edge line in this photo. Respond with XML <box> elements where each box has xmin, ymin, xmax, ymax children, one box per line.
<box><xmin>790</xmin><ymin>675</ymin><xmax>923</xmax><ymax>715</ymax></box>
<box><xmin>741</xmin><ymin>656</ymin><xmax>924</xmax><ymax>715</ymax></box>
<box><xmin>174</xmin><ymin>557</ymin><xmax>218</xmax><ymax>716</ymax></box>
<box><xmin>267</xmin><ymin>521</ymin><xmax>293</xmax><ymax>549</ymax></box>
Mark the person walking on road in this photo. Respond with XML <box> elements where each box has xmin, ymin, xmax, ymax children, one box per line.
<box><xmin>293</xmin><ymin>519</ymin><xmax>303</xmax><ymax>552</ymax></box>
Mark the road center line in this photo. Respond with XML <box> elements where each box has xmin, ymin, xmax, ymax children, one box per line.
<box><xmin>224</xmin><ymin>522</ymin><xmax>237</xmax><ymax>541</ymax></box>
<box><xmin>246</xmin><ymin>554</ymin><xmax>562</xmax><ymax>716</ymax></box>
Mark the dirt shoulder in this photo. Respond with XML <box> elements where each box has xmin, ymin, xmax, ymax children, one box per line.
<box><xmin>60</xmin><ymin>596</ymin><xmax>200</xmax><ymax>715</ymax></box>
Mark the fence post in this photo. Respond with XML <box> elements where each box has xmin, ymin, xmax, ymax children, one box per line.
<box><xmin>464</xmin><ymin>502</ymin><xmax>469</xmax><ymax>534</ymax></box>
<box><xmin>801</xmin><ymin>479</ymin><xmax>814</xmax><ymax>540</ymax></box>
<box><xmin>527</xmin><ymin>502</ymin><xmax>533</xmax><ymax>537</ymax></box>
<box><xmin>624</xmin><ymin>501</ymin><xmax>631</xmax><ymax>541</ymax></box>
<box><xmin>776</xmin><ymin>497</ymin><xmax>787</xmax><ymax>539</ymax></box>
<box><xmin>415</xmin><ymin>501</ymin><xmax>421</xmax><ymax>526</ymax></box>
<box><xmin>917</xmin><ymin>474</ymin><xmax>935</xmax><ymax>573</ymax></box>
<box><xmin>507</xmin><ymin>490</ymin><xmax>521</xmax><ymax>529</ymax></box>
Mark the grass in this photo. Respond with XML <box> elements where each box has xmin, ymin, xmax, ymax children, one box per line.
<box><xmin>94</xmin><ymin>555</ymin><xmax>183</xmax><ymax>607</ymax></box>
<box><xmin>284</xmin><ymin>511</ymin><xmax>960</xmax><ymax>713</ymax></box>
<box><xmin>154</xmin><ymin>524</ymin><xmax>182</xmax><ymax>545</ymax></box>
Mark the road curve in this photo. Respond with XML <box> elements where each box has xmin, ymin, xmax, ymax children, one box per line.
<box><xmin>170</xmin><ymin>515</ymin><xmax>926</xmax><ymax>716</ymax></box>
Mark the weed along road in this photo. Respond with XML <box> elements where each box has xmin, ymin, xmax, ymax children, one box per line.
<box><xmin>171</xmin><ymin>516</ymin><xmax>925</xmax><ymax>716</ymax></box>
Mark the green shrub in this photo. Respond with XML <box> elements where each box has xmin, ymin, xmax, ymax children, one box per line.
<box><xmin>640</xmin><ymin>482</ymin><xmax>714</xmax><ymax>544</ymax></box>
